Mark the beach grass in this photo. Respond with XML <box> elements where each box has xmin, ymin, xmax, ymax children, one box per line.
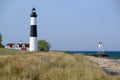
<box><xmin>0</xmin><ymin>48</ymin><xmax>120</xmax><ymax>80</ymax></box>
<box><xmin>0</xmin><ymin>48</ymin><xmax>31</xmax><ymax>55</ymax></box>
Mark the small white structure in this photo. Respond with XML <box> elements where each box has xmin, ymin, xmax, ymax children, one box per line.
<box><xmin>98</xmin><ymin>41</ymin><xmax>104</xmax><ymax>54</ymax></box>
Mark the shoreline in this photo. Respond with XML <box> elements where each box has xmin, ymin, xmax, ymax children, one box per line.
<box><xmin>65</xmin><ymin>51</ymin><xmax>120</xmax><ymax>59</ymax></box>
<box><xmin>87</xmin><ymin>56</ymin><xmax>120</xmax><ymax>75</ymax></box>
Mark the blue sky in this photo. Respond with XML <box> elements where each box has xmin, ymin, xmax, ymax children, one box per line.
<box><xmin>0</xmin><ymin>0</ymin><xmax>120</xmax><ymax>51</ymax></box>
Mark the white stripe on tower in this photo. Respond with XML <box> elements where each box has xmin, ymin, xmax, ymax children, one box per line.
<box><xmin>31</xmin><ymin>17</ymin><xmax>36</xmax><ymax>25</ymax></box>
<box><xmin>29</xmin><ymin>8</ymin><xmax>38</xmax><ymax>51</ymax></box>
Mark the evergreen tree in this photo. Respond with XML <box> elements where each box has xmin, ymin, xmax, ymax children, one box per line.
<box><xmin>38</xmin><ymin>40</ymin><xmax>50</xmax><ymax>52</ymax></box>
<box><xmin>0</xmin><ymin>33</ymin><xmax>3</xmax><ymax>48</ymax></box>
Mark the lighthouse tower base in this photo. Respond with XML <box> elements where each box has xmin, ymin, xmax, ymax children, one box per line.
<box><xmin>29</xmin><ymin>37</ymin><xmax>38</xmax><ymax>51</ymax></box>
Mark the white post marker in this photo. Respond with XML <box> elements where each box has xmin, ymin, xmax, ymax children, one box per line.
<box><xmin>98</xmin><ymin>41</ymin><xmax>104</xmax><ymax>54</ymax></box>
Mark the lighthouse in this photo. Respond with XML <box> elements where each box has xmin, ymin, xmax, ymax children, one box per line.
<box><xmin>29</xmin><ymin>8</ymin><xmax>38</xmax><ymax>51</ymax></box>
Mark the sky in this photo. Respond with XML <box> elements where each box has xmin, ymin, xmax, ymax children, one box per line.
<box><xmin>0</xmin><ymin>0</ymin><xmax>120</xmax><ymax>51</ymax></box>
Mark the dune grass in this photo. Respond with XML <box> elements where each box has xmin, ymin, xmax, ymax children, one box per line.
<box><xmin>0</xmin><ymin>48</ymin><xmax>120</xmax><ymax>80</ymax></box>
<box><xmin>0</xmin><ymin>48</ymin><xmax>29</xmax><ymax>55</ymax></box>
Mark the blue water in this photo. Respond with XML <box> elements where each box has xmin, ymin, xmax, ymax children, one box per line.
<box><xmin>65</xmin><ymin>51</ymin><xmax>120</xmax><ymax>59</ymax></box>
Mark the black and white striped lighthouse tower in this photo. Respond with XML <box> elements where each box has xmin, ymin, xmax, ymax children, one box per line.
<box><xmin>29</xmin><ymin>8</ymin><xmax>38</xmax><ymax>51</ymax></box>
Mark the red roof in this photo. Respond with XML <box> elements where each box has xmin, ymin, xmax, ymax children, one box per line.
<box><xmin>6</xmin><ymin>43</ymin><xmax>15</xmax><ymax>47</ymax></box>
<box><xmin>99</xmin><ymin>42</ymin><xmax>103</xmax><ymax>44</ymax></box>
<box><xmin>6</xmin><ymin>43</ymin><xmax>29</xmax><ymax>48</ymax></box>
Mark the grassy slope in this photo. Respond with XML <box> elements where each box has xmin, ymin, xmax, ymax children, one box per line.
<box><xmin>0</xmin><ymin>48</ymin><xmax>30</xmax><ymax>55</ymax></box>
<box><xmin>0</xmin><ymin>48</ymin><xmax>120</xmax><ymax>80</ymax></box>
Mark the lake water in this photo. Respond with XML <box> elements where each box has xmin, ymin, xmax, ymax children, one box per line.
<box><xmin>65</xmin><ymin>51</ymin><xmax>120</xmax><ymax>59</ymax></box>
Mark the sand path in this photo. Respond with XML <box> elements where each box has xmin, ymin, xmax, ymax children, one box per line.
<box><xmin>87</xmin><ymin>56</ymin><xmax>120</xmax><ymax>75</ymax></box>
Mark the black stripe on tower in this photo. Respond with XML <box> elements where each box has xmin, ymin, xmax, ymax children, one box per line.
<box><xmin>30</xmin><ymin>25</ymin><xmax>37</xmax><ymax>37</ymax></box>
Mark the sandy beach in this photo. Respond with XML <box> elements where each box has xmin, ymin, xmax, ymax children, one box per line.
<box><xmin>87</xmin><ymin>56</ymin><xmax>120</xmax><ymax>75</ymax></box>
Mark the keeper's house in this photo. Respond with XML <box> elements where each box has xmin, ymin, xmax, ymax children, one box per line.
<box><xmin>5</xmin><ymin>43</ymin><xmax>29</xmax><ymax>50</ymax></box>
